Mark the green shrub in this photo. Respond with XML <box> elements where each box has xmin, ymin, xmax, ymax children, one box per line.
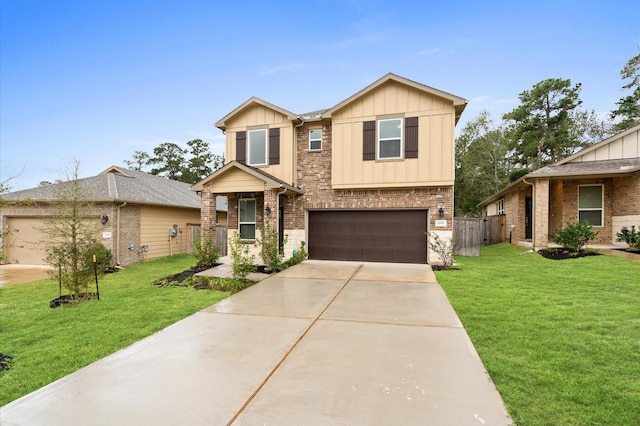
<box><xmin>616</xmin><ymin>225</ymin><xmax>640</xmax><ymax>250</ymax></box>
<box><xmin>84</xmin><ymin>243</ymin><xmax>113</xmax><ymax>273</ymax></box>
<box><xmin>193</xmin><ymin>232</ymin><xmax>220</xmax><ymax>267</ymax></box>
<box><xmin>549</xmin><ymin>221</ymin><xmax>598</xmax><ymax>251</ymax></box>
<box><xmin>229</xmin><ymin>232</ymin><xmax>255</xmax><ymax>280</ymax></box>
<box><xmin>257</xmin><ymin>224</ymin><xmax>288</xmax><ymax>272</ymax></box>
<box><xmin>282</xmin><ymin>241</ymin><xmax>308</xmax><ymax>269</ymax></box>
<box><xmin>425</xmin><ymin>232</ymin><xmax>454</xmax><ymax>269</ymax></box>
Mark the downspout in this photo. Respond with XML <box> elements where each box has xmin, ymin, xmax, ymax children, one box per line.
<box><xmin>522</xmin><ymin>177</ymin><xmax>534</xmax><ymax>249</ymax></box>
<box><xmin>116</xmin><ymin>202</ymin><xmax>127</xmax><ymax>266</ymax></box>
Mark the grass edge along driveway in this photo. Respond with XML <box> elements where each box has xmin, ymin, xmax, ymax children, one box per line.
<box><xmin>435</xmin><ymin>243</ymin><xmax>640</xmax><ymax>426</ymax></box>
<box><xmin>0</xmin><ymin>255</ymin><xmax>228</xmax><ymax>406</ymax></box>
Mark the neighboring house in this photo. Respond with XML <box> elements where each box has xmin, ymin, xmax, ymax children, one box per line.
<box><xmin>480</xmin><ymin>125</ymin><xmax>640</xmax><ymax>248</ymax></box>
<box><xmin>192</xmin><ymin>73</ymin><xmax>467</xmax><ymax>264</ymax></box>
<box><xmin>0</xmin><ymin>166</ymin><xmax>225</xmax><ymax>266</ymax></box>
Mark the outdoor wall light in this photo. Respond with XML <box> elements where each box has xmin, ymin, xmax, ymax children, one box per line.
<box><xmin>265</xmin><ymin>206</ymin><xmax>271</xmax><ymax>216</ymax></box>
<box><xmin>101</xmin><ymin>214</ymin><xmax>109</xmax><ymax>225</ymax></box>
<box><xmin>438</xmin><ymin>204</ymin><xmax>445</xmax><ymax>218</ymax></box>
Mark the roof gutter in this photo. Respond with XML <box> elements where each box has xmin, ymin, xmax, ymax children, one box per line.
<box><xmin>116</xmin><ymin>202</ymin><xmax>127</xmax><ymax>266</ymax></box>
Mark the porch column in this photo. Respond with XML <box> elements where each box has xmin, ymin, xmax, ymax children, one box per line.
<box><xmin>533</xmin><ymin>178</ymin><xmax>550</xmax><ymax>248</ymax></box>
<box><xmin>263</xmin><ymin>189</ymin><xmax>278</xmax><ymax>231</ymax></box>
<box><xmin>202</xmin><ymin>186</ymin><xmax>216</xmax><ymax>242</ymax></box>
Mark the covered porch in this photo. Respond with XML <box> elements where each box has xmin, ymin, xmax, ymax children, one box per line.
<box><xmin>191</xmin><ymin>161</ymin><xmax>303</xmax><ymax>261</ymax></box>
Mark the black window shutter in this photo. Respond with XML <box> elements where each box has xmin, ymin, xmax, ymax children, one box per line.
<box><xmin>269</xmin><ymin>128</ymin><xmax>280</xmax><ymax>165</ymax></box>
<box><xmin>363</xmin><ymin>121</ymin><xmax>376</xmax><ymax>161</ymax></box>
<box><xmin>405</xmin><ymin>117</ymin><xmax>419</xmax><ymax>158</ymax></box>
<box><xmin>236</xmin><ymin>131</ymin><xmax>246</xmax><ymax>164</ymax></box>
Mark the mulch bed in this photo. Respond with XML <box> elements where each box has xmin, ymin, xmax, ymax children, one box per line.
<box><xmin>613</xmin><ymin>248</ymin><xmax>640</xmax><ymax>256</ymax></box>
<box><xmin>0</xmin><ymin>353</ymin><xmax>13</xmax><ymax>371</ymax></box>
<box><xmin>538</xmin><ymin>249</ymin><xmax>602</xmax><ymax>260</ymax></box>
<box><xmin>153</xmin><ymin>265</ymin><xmax>214</xmax><ymax>285</ymax></box>
<box><xmin>49</xmin><ymin>292</ymin><xmax>99</xmax><ymax>308</ymax></box>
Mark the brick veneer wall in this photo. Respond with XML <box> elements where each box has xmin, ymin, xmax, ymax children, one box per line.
<box><xmin>562</xmin><ymin>178</ymin><xmax>613</xmax><ymax>244</ymax></box>
<box><xmin>612</xmin><ymin>174</ymin><xmax>640</xmax><ymax>216</ymax></box>
<box><xmin>294</xmin><ymin>122</ymin><xmax>453</xmax><ymax>230</ymax></box>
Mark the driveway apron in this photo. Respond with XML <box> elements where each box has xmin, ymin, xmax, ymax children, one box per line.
<box><xmin>1</xmin><ymin>260</ymin><xmax>513</xmax><ymax>425</ymax></box>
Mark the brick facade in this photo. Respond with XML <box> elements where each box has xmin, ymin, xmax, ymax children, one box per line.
<box><xmin>294</xmin><ymin>123</ymin><xmax>452</xmax><ymax>230</ymax></box>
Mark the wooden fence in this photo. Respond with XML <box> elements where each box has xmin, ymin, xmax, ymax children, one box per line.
<box><xmin>216</xmin><ymin>225</ymin><xmax>228</xmax><ymax>256</ymax></box>
<box><xmin>453</xmin><ymin>215</ymin><xmax>505</xmax><ymax>256</ymax></box>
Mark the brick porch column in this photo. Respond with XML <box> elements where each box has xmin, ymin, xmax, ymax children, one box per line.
<box><xmin>263</xmin><ymin>189</ymin><xmax>278</xmax><ymax>231</ymax></box>
<box><xmin>533</xmin><ymin>178</ymin><xmax>549</xmax><ymax>248</ymax></box>
<box><xmin>201</xmin><ymin>187</ymin><xmax>216</xmax><ymax>242</ymax></box>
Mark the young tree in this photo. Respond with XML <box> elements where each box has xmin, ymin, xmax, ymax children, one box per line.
<box><xmin>455</xmin><ymin>110</ymin><xmax>511</xmax><ymax>216</ymax></box>
<box><xmin>124</xmin><ymin>150</ymin><xmax>151</xmax><ymax>171</ymax></box>
<box><xmin>503</xmin><ymin>78</ymin><xmax>583</xmax><ymax>170</ymax></box>
<box><xmin>610</xmin><ymin>51</ymin><xmax>640</xmax><ymax>132</ymax></box>
<box><xmin>40</xmin><ymin>161</ymin><xmax>102</xmax><ymax>300</ymax></box>
<box><xmin>148</xmin><ymin>142</ymin><xmax>187</xmax><ymax>180</ymax></box>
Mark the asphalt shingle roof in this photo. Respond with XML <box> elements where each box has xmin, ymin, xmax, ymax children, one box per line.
<box><xmin>3</xmin><ymin>166</ymin><xmax>201</xmax><ymax>209</ymax></box>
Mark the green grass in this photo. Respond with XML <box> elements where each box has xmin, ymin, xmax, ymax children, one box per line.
<box><xmin>0</xmin><ymin>255</ymin><xmax>229</xmax><ymax>406</ymax></box>
<box><xmin>435</xmin><ymin>243</ymin><xmax>640</xmax><ymax>426</ymax></box>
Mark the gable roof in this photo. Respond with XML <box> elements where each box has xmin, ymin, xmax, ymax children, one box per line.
<box><xmin>215</xmin><ymin>97</ymin><xmax>298</xmax><ymax>131</ymax></box>
<box><xmin>553</xmin><ymin>124</ymin><xmax>640</xmax><ymax>166</ymax></box>
<box><xmin>479</xmin><ymin>124</ymin><xmax>640</xmax><ymax>207</ymax></box>
<box><xmin>322</xmin><ymin>73</ymin><xmax>468</xmax><ymax>123</ymax></box>
<box><xmin>191</xmin><ymin>161</ymin><xmax>303</xmax><ymax>195</ymax></box>
<box><xmin>3</xmin><ymin>166</ymin><xmax>201</xmax><ymax>209</ymax></box>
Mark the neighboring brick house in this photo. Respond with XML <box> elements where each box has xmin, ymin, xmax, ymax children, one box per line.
<box><xmin>480</xmin><ymin>124</ymin><xmax>640</xmax><ymax>248</ymax></box>
<box><xmin>192</xmin><ymin>73</ymin><xmax>467</xmax><ymax>264</ymax></box>
<box><xmin>0</xmin><ymin>166</ymin><xmax>223</xmax><ymax>266</ymax></box>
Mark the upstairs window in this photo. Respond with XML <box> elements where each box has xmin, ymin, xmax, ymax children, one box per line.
<box><xmin>239</xmin><ymin>199</ymin><xmax>256</xmax><ymax>239</ymax></box>
<box><xmin>309</xmin><ymin>129</ymin><xmax>322</xmax><ymax>151</ymax></box>
<box><xmin>378</xmin><ymin>118</ymin><xmax>403</xmax><ymax>159</ymax></box>
<box><xmin>248</xmin><ymin>129</ymin><xmax>267</xmax><ymax>166</ymax></box>
<box><xmin>578</xmin><ymin>185</ymin><xmax>603</xmax><ymax>227</ymax></box>
<box><xmin>497</xmin><ymin>199</ymin><xmax>505</xmax><ymax>215</ymax></box>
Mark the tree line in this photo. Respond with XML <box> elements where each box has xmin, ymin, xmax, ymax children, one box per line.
<box><xmin>124</xmin><ymin>139</ymin><xmax>224</xmax><ymax>185</ymax></box>
<box><xmin>455</xmin><ymin>51</ymin><xmax>639</xmax><ymax>216</ymax></box>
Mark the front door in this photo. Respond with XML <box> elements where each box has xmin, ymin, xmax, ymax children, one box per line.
<box><xmin>525</xmin><ymin>197</ymin><xmax>533</xmax><ymax>240</ymax></box>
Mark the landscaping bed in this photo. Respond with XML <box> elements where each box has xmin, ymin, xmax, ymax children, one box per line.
<box><xmin>537</xmin><ymin>248</ymin><xmax>601</xmax><ymax>260</ymax></box>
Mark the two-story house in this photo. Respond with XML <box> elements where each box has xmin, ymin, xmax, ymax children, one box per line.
<box><xmin>191</xmin><ymin>73</ymin><xmax>467</xmax><ymax>264</ymax></box>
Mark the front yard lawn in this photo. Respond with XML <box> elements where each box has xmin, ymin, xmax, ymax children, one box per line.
<box><xmin>435</xmin><ymin>243</ymin><xmax>640</xmax><ymax>426</ymax></box>
<box><xmin>0</xmin><ymin>255</ymin><xmax>228</xmax><ymax>406</ymax></box>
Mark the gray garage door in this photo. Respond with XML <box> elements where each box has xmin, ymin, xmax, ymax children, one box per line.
<box><xmin>308</xmin><ymin>210</ymin><xmax>428</xmax><ymax>264</ymax></box>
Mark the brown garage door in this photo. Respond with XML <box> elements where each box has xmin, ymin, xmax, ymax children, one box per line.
<box><xmin>308</xmin><ymin>210</ymin><xmax>428</xmax><ymax>264</ymax></box>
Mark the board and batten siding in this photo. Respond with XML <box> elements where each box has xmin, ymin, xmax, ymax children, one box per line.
<box><xmin>208</xmin><ymin>168</ymin><xmax>265</xmax><ymax>193</ymax></box>
<box><xmin>330</xmin><ymin>81</ymin><xmax>456</xmax><ymax>189</ymax></box>
<box><xmin>571</xmin><ymin>127</ymin><xmax>640</xmax><ymax>162</ymax></box>
<box><xmin>224</xmin><ymin>104</ymin><xmax>296</xmax><ymax>185</ymax></box>
<box><xmin>139</xmin><ymin>206</ymin><xmax>201</xmax><ymax>259</ymax></box>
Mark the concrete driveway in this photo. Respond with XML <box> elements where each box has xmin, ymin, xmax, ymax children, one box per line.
<box><xmin>0</xmin><ymin>260</ymin><xmax>513</xmax><ymax>425</ymax></box>
<box><xmin>0</xmin><ymin>264</ymin><xmax>51</xmax><ymax>287</ymax></box>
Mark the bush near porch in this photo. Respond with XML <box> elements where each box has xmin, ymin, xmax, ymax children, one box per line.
<box><xmin>435</xmin><ymin>243</ymin><xmax>640</xmax><ymax>426</ymax></box>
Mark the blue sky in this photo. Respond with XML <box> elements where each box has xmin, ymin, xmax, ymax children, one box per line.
<box><xmin>1</xmin><ymin>0</ymin><xmax>638</xmax><ymax>191</ymax></box>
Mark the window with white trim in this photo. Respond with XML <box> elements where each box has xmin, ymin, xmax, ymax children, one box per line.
<box><xmin>239</xmin><ymin>199</ymin><xmax>256</xmax><ymax>239</ymax></box>
<box><xmin>377</xmin><ymin>118</ymin><xmax>402</xmax><ymax>159</ymax></box>
<box><xmin>578</xmin><ymin>185</ymin><xmax>603</xmax><ymax>227</ymax></box>
<box><xmin>247</xmin><ymin>129</ymin><xmax>267</xmax><ymax>166</ymax></box>
<box><xmin>497</xmin><ymin>198</ymin><xmax>505</xmax><ymax>215</ymax></box>
<box><xmin>309</xmin><ymin>129</ymin><xmax>322</xmax><ymax>151</ymax></box>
